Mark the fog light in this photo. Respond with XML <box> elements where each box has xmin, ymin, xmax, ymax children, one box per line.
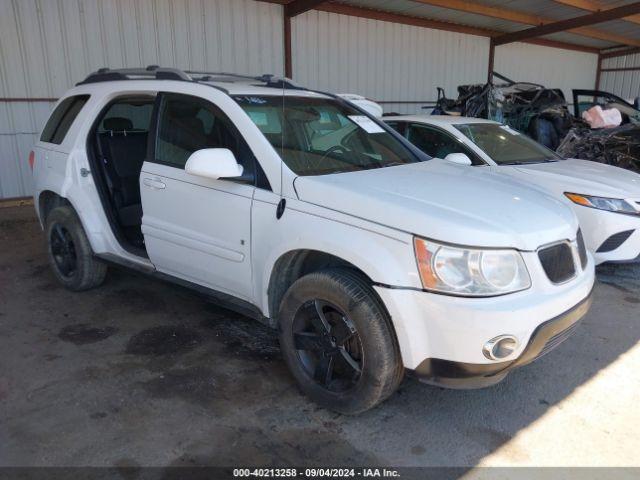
<box><xmin>483</xmin><ymin>335</ymin><xmax>519</xmax><ymax>360</ymax></box>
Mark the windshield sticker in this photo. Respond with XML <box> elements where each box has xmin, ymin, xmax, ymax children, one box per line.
<box><xmin>500</xmin><ymin>125</ymin><xmax>520</xmax><ymax>136</ymax></box>
<box><xmin>348</xmin><ymin>115</ymin><xmax>385</xmax><ymax>134</ymax></box>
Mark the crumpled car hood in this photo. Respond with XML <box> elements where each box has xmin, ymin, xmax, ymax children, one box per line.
<box><xmin>510</xmin><ymin>158</ymin><xmax>640</xmax><ymax>198</ymax></box>
<box><xmin>294</xmin><ymin>159</ymin><xmax>578</xmax><ymax>251</ymax></box>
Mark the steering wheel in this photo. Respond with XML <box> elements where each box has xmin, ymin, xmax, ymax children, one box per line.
<box><xmin>318</xmin><ymin>145</ymin><xmax>349</xmax><ymax>164</ymax></box>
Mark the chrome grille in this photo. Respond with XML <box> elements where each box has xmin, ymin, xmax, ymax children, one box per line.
<box><xmin>538</xmin><ymin>242</ymin><xmax>576</xmax><ymax>284</ymax></box>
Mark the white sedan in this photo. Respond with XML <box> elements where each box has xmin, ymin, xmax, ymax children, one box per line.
<box><xmin>385</xmin><ymin>115</ymin><xmax>640</xmax><ymax>265</ymax></box>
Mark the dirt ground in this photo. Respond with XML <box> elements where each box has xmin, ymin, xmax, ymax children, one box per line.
<box><xmin>1</xmin><ymin>205</ymin><xmax>639</xmax><ymax>472</ymax></box>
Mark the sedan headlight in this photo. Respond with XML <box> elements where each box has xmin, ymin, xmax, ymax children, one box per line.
<box><xmin>414</xmin><ymin>237</ymin><xmax>531</xmax><ymax>296</ymax></box>
<box><xmin>565</xmin><ymin>192</ymin><xmax>638</xmax><ymax>215</ymax></box>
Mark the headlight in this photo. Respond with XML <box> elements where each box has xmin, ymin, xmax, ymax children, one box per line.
<box><xmin>565</xmin><ymin>192</ymin><xmax>638</xmax><ymax>215</ymax></box>
<box><xmin>414</xmin><ymin>237</ymin><xmax>531</xmax><ymax>296</ymax></box>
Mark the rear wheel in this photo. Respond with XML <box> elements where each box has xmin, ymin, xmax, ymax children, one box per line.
<box><xmin>45</xmin><ymin>206</ymin><xmax>107</xmax><ymax>291</ymax></box>
<box><xmin>278</xmin><ymin>268</ymin><xmax>404</xmax><ymax>414</ymax></box>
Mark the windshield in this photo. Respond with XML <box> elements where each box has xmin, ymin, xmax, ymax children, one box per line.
<box><xmin>454</xmin><ymin>123</ymin><xmax>562</xmax><ymax>165</ymax></box>
<box><xmin>233</xmin><ymin>95</ymin><xmax>418</xmax><ymax>176</ymax></box>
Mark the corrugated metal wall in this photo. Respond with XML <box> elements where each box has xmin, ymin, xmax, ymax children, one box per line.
<box><xmin>291</xmin><ymin>10</ymin><xmax>491</xmax><ymax>115</ymax></box>
<box><xmin>0</xmin><ymin>0</ymin><xmax>284</xmax><ymax>199</ymax></box>
<box><xmin>494</xmin><ymin>43</ymin><xmax>598</xmax><ymax>102</ymax></box>
<box><xmin>601</xmin><ymin>54</ymin><xmax>640</xmax><ymax>100</ymax></box>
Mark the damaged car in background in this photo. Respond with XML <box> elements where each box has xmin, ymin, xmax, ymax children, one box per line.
<box><xmin>432</xmin><ymin>72</ymin><xmax>640</xmax><ymax>173</ymax></box>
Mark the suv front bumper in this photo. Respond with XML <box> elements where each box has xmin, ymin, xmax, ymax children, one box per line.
<box><xmin>374</xmin><ymin>259</ymin><xmax>595</xmax><ymax>388</ymax></box>
<box><xmin>408</xmin><ymin>289</ymin><xmax>593</xmax><ymax>388</ymax></box>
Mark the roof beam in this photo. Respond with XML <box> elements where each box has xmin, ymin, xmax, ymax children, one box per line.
<box><xmin>413</xmin><ymin>0</ymin><xmax>640</xmax><ymax>47</ymax></box>
<box><xmin>254</xmin><ymin>0</ymin><xmax>599</xmax><ymax>53</ymax></box>
<box><xmin>284</xmin><ymin>0</ymin><xmax>327</xmax><ymax>18</ymax></box>
<box><xmin>315</xmin><ymin>2</ymin><xmax>495</xmax><ymax>37</ymax></box>
<box><xmin>314</xmin><ymin>3</ymin><xmax>598</xmax><ymax>53</ymax></box>
<box><xmin>493</xmin><ymin>2</ymin><xmax>640</xmax><ymax>46</ymax></box>
<box><xmin>553</xmin><ymin>0</ymin><xmax>640</xmax><ymax>26</ymax></box>
<box><xmin>601</xmin><ymin>46</ymin><xmax>640</xmax><ymax>59</ymax></box>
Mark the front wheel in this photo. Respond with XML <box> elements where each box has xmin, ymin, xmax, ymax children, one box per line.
<box><xmin>45</xmin><ymin>206</ymin><xmax>107</xmax><ymax>291</ymax></box>
<box><xmin>278</xmin><ymin>268</ymin><xmax>404</xmax><ymax>414</ymax></box>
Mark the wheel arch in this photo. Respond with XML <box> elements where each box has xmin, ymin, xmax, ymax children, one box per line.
<box><xmin>37</xmin><ymin>190</ymin><xmax>72</xmax><ymax>227</ymax></box>
<box><xmin>266</xmin><ymin>249</ymin><xmax>376</xmax><ymax>321</ymax></box>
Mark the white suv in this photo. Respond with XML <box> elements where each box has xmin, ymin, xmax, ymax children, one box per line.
<box><xmin>31</xmin><ymin>67</ymin><xmax>595</xmax><ymax>413</ymax></box>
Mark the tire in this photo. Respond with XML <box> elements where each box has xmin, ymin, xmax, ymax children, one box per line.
<box><xmin>278</xmin><ymin>268</ymin><xmax>404</xmax><ymax>414</ymax></box>
<box><xmin>45</xmin><ymin>206</ymin><xmax>107</xmax><ymax>291</ymax></box>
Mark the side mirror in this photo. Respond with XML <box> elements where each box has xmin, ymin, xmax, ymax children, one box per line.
<box><xmin>185</xmin><ymin>148</ymin><xmax>244</xmax><ymax>180</ymax></box>
<box><xmin>443</xmin><ymin>152</ymin><xmax>472</xmax><ymax>166</ymax></box>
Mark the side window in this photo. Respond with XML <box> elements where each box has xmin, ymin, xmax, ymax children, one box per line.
<box><xmin>40</xmin><ymin>95</ymin><xmax>90</xmax><ymax>144</ymax></box>
<box><xmin>94</xmin><ymin>97</ymin><xmax>155</xmax><ymax>186</ymax></box>
<box><xmin>155</xmin><ymin>94</ymin><xmax>255</xmax><ymax>178</ymax></box>
<box><xmin>98</xmin><ymin>100</ymin><xmax>154</xmax><ymax>134</ymax></box>
<box><xmin>385</xmin><ymin>121</ymin><xmax>406</xmax><ymax>136</ymax></box>
<box><xmin>406</xmin><ymin>124</ymin><xmax>467</xmax><ymax>159</ymax></box>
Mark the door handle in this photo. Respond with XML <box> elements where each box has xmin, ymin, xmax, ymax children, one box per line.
<box><xmin>142</xmin><ymin>177</ymin><xmax>166</xmax><ymax>190</ymax></box>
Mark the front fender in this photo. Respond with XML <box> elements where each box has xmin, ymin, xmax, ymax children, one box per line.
<box><xmin>251</xmin><ymin>196</ymin><xmax>421</xmax><ymax>317</ymax></box>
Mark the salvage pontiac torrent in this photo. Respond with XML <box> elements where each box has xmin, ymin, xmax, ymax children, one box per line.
<box><xmin>31</xmin><ymin>67</ymin><xmax>595</xmax><ymax>413</ymax></box>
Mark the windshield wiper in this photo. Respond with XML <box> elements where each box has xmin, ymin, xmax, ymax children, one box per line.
<box><xmin>500</xmin><ymin>159</ymin><xmax>555</xmax><ymax>165</ymax></box>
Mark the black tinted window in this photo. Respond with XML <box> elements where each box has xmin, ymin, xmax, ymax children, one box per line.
<box><xmin>155</xmin><ymin>94</ymin><xmax>254</xmax><ymax>175</ymax></box>
<box><xmin>385</xmin><ymin>121</ymin><xmax>405</xmax><ymax>135</ymax></box>
<box><xmin>406</xmin><ymin>124</ymin><xmax>465</xmax><ymax>159</ymax></box>
<box><xmin>41</xmin><ymin>95</ymin><xmax>90</xmax><ymax>144</ymax></box>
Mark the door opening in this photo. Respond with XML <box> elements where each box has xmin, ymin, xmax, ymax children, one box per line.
<box><xmin>87</xmin><ymin>95</ymin><xmax>156</xmax><ymax>257</ymax></box>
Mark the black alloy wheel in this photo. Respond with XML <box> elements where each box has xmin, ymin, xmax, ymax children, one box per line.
<box><xmin>45</xmin><ymin>206</ymin><xmax>107</xmax><ymax>291</ymax></box>
<box><xmin>278</xmin><ymin>268</ymin><xmax>404</xmax><ymax>414</ymax></box>
<box><xmin>50</xmin><ymin>224</ymin><xmax>78</xmax><ymax>278</ymax></box>
<box><xmin>292</xmin><ymin>299</ymin><xmax>363</xmax><ymax>392</ymax></box>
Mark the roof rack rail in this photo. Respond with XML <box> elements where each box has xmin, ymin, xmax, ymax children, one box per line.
<box><xmin>76</xmin><ymin>66</ymin><xmax>192</xmax><ymax>85</ymax></box>
<box><xmin>256</xmin><ymin>74</ymin><xmax>305</xmax><ymax>90</ymax></box>
<box><xmin>185</xmin><ymin>70</ymin><xmax>304</xmax><ymax>90</ymax></box>
<box><xmin>76</xmin><ymin>65</ymin><xmax>306</xmax><ymax>90</ymax></box>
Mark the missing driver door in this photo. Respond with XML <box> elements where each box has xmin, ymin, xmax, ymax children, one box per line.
<box><xmin>140</xmin><ymin>92</ymin><xmax>255</xmax><ymax>301</ymax></box>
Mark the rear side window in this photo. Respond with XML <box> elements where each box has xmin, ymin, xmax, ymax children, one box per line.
<box><xmin>97</xmin><ymin>101</ymin><xmax>154</xmax><ymax>133</ymax></box>
<box><xmin>40</xmin><ymin>95</ymin><xmax>90</xmax><ymax>144</ymax></box>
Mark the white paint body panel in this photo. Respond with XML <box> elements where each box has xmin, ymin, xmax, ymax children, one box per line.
<box><xmin>140</xmin><ymin>161</ymin><xmax>254</xmax><ymax>301</ymax></box>
<box><xmin>295</xmin><ymin>159</ymin><xmax>578</xmax><ymax>251</ymax></box>
<box><xmin>386</xmin><ymin>115</ymin><xmax>640</xmax><ymax>264</ymax></box>
<box><xmin>33</xmin><ymin>80</ymin><xmax>596</xmax><ymax>374</ymax></box>
<box><xmin>379</xmin><ymin>254</ymin><xmax>595</xmax><ymax>368</ymax></box>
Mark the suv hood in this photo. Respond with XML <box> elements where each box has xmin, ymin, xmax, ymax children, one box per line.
<box><xmin>294</xmin><ymin>160</ymin><xmax>578</xmax><ymax>251</ymax></box>
<box><xmin>510</xmin><ymin>158</ymin><xmax>640</xmax><ymax>198</ymax></box>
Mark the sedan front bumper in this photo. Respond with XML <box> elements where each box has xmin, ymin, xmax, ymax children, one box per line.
<box><xmin>576</xmin><ymin>206</ymin><xmax>640</xmax><ymax>264</ymax></box>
